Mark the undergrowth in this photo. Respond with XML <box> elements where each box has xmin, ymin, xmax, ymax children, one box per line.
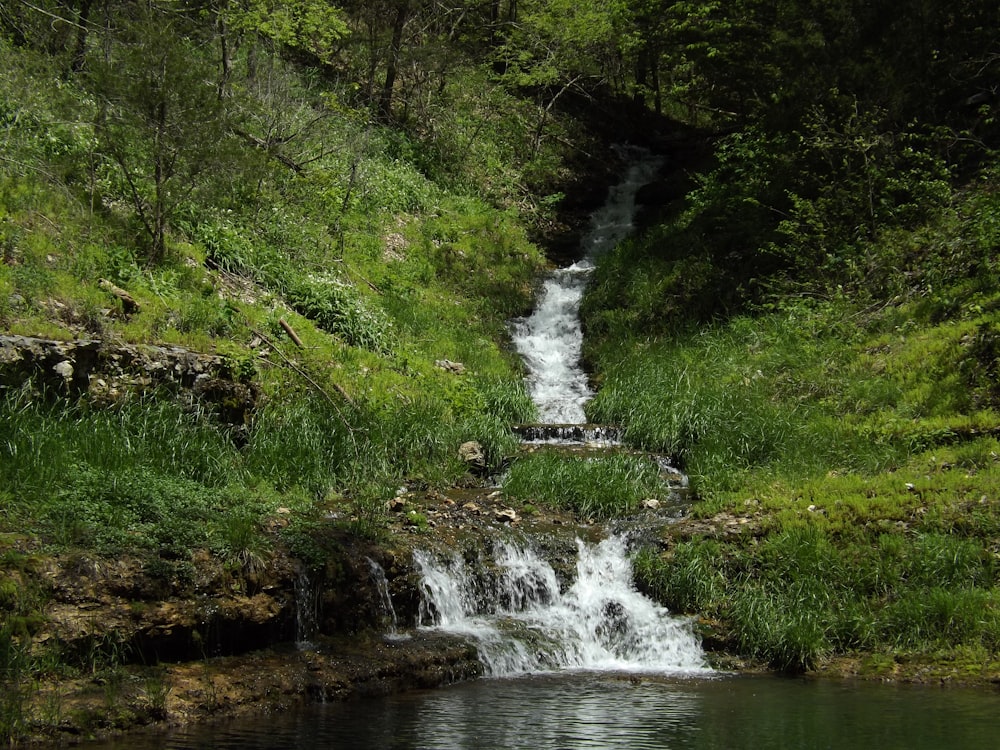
<box><xmin>589</xmin><ymin>154</ymin><xmax>1000</xmax><ymax>674</ymax></box>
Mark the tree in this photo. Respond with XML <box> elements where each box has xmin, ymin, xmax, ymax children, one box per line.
<box><xmin>89</xmin><ymin>2</ymin><xmax>231</xmax><ymax>262</ymax></box>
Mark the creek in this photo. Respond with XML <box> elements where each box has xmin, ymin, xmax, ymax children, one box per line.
<box><xmin>406</xmin><ymin>151</ymin><xmax>707</xmax><ymax>679</ymax></box>
<box><xmin>511</xmin><ymin>148</ymin><xmax>662</xmax><ymax>425</ymax></box>
<box><xmin>90</xmin><ymin>674</ymin><xmax>999</xmax><ymax>749</ymax></box>
<box><xmin>413</xmin><ymin>535</ymin><xmax>707</xmax><ymax>676</ymax></box>
<box><xmin>83</xmin><ymin>151</ymin><xmax>998</xmax><ymax>749</ymax></box>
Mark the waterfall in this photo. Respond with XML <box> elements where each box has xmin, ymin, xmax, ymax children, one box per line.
<box><xmin>512</xmin><ymin>152</ymin><xmax>664</xmax><ymax>424</ymax></box>
<box><xmin>366</xmin><ymin>557</ymin><xmax>407</xmax><ymax>640</ymax></box>
<box><xmin>414</xmin><ymin>535</ymin><xmax>708</xmax><ymax>677</ymax></box>
<box><xmin>295</xmin><ymin>569</ymin><xmax>320</xmax><ymax>649</ymax></box>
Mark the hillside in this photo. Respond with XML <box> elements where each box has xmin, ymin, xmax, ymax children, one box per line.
<box><xmin>3</xmin><ymin>0</ymin><xmax>1000</xmax><ymax>744</ymax></box>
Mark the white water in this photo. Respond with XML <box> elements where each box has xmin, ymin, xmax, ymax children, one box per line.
<box><xmin>414</xmin><ymin>536</ymin><xmax>707</xmax><ymax>677</ymax></box>
<box><xmin>512</xmin><ymin>153</ymin><xmax>664</xmax><ymax>423</ymax></box>
<box><xmin>295</xmin><ymin>569</ymin><xmax>320</xmax><ymax>649</ymax></box>
<box><xmin>367</xmin><ymin>557</ymin><xmax>407</xmax><ymax>640</ymax></box>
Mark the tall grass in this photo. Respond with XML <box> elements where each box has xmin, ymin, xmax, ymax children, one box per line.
<box><xmin>583</xmin><ymin>295</ymin><xmax>1000</xmax><ymax>500</ymax></box>
<box><xmin>0</xmin><ymin>360</ymin><xmax>532</xmax><ymax>554</ymax></box>
<box><xmin>637</xmin><ymin>520</ymin><xmax>1000</xmax><ymax>672</ymax></box>
<box><xmin>1</xmin><ymin>390</ymin><xmax>243</xmax><ymax>498</ymax></box>
<box><xmin>585</xmin><ymin>325</ymin><xmax>829</xmax><ymax>494</ymax></box>
<box><xmin>504</xmin><ymin>451</ymin><xmax>670</xmax><ymax>519</ymax></box>
<box><xmin>0</xmin><ymin>622</ymin><xmax>30</xmax><ymax>746</ymax></box>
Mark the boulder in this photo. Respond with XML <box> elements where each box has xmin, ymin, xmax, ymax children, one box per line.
<box><xmin>458</xmin><ymin>440</ymin><xmax>485</xmax><ymax>469</ymax></box>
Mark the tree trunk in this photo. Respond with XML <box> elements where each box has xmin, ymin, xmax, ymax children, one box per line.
<box><xmin>378</xmin><ymin>1</ymin><xmax>409</xmax><ymax>120</ymax></box>
<box><xmin>217</xmin><ymin>11</ymin><xmax>233</xmax><ymax>99</ymax></box>
<box><xmin>70</xmin><ymin>0</ymin><xmax>94</xmax><ymax>73</ymax></box>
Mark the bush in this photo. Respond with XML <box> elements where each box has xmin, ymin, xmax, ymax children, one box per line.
<box><xmin>286</xmin><ymin>274</ymin><xmax>394</xmax><ymax>353</ymax></box>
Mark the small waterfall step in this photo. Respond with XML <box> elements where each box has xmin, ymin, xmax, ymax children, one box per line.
<box><xmin>414</xmin><ymin>535</ymin><xmax>709</xmax><ymax>677</ymax></box>
<box><xmin>514</xmin><ymin>423</ymin><xmax>623</xmax><ymax>446</ymax></box>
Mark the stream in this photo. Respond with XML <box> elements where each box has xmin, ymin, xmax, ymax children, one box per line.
<box><xmin>85</xmin><ymin>152</ymin><xmax>999</xmax><ymax>749</ymax></box>
<box><xmin>93</xmin><ymin>674</ymin><xmax>999</xmax><ymax>749</ymax></box>
<box><xmin>511</xmin><ymin>149</ymin><xmax>662</xmax><ymax>425</ymax></box>
<box><xmin>405</xmin><ymin>151</ymin><xmax>708</xmax><ymax>678</ymax></box>
<box><xmin>414</xmin><ymin>535</ymin><xmax>707</xmax><ymax>676</ymax></box>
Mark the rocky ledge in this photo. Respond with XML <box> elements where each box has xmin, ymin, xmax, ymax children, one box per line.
<box><xmin>2</xmin><ymin>519</ymin><xmax>485</xmax><ymax>746</ymax></box>
<box><xmin>0</xmin><ymin>334</ymin><xmax>257</xmax><ymax>424</ymax></box>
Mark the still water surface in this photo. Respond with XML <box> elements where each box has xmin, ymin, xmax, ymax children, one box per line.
<box><xmin>93</xmin><ymin>672</ymin><xmax>998</xmax><ymax>750</ymax></box>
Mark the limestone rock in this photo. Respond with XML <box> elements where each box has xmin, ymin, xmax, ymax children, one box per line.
<box><xmin>458</xmin><ymin>440</ymin><xmax>485</xmax><ymax>469</ymax></box>
<box><xmin>435</xmin><ymin>359</ymin><xmax>466</xmax><ymax>374</ymax></box>
<box><xmin>53</xmin><ymin>360</ymin><xmax>74</xmax><ymax>381</ymax></box>
<box><xmin>495</xmin><ymin>508</ymin><xmax>518</xmax><ymax>524</ymax></box>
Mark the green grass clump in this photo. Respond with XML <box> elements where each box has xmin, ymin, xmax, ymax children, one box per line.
<box><xmin>504</xmin><ymin>451</ymin><xmax>670</xmax><ymax>520</ymax></box>
<box><xmin>637</xmin><ymin>510</ymin><xmax>1000</xmax><ymax>673</ymax></box>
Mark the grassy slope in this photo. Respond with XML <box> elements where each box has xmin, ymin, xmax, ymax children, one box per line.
<box><xmin>2</xmin><ymin>14</ymin><xmax>998</xmax><ymax>734</ymax></box>
<box><xmin>0</xmin><ymin>35</ymin><xmax>552</xmax><ymax>554</ymax></box>
<box><xmin>581</xmin><ymin>164</ymin><xmax>1000</xmax><ymax>678</ymax></box>
<box><xmin>0</xmin><ymin>35</ymin><xmax>559</xmax><ymax>737</ymax></box>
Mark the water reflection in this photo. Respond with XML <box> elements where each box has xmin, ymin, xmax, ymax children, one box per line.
<box><xmin>91</xmin><ymin>673</ymin><xmax>998</xmax><ymax>750</ymax></box>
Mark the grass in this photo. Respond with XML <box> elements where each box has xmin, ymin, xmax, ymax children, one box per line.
<box><xmin>0</xmin><ymin>32</ymin><xmax>547</xmax><ymax>574</ymax></box>
<box><xmin>503</xmin><ymin>451</ymin><xmax>672</xmax><ymax>520</ymax></box>
<box><xmin>584</xmin><ymin>169</ymin><xmax>1000</xmax><ymax>675</ymax></box>
<box><xmin>637</xmin><ymin>506</ymin><xmax>1000</xmax><ymax>672</ymax></box>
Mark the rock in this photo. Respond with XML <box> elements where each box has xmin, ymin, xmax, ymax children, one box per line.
<box><xmin>435</xmin><ymin>359</ymin><xmax>466</xmax><ymax>374</ymax></box>
<box><xmin>98</xmin><ymin>278</ymin><xmax>140</xmax><ymax>315</ymax></box>
<box><xmin>495</xmin><ymin>508</ymin><xmax>518</xmax><ymax>524</ymax></box>
<box><xmin>0</xmin><ymin>334</ymin><xmax>258</xmax><ymax>423</ymax></box>
<box><xmin>642</xmin><ymin>498</ymin><xmax>660</xmax><ymax>509</ymax></box>
<box><xmin>387</xmin><ymin>497</ymin><xmax>407</xmax><ymax>513</ymax></box>
<box><xmin>52</xmin><ymin>360</ymin><xmax>74</xmax><ymax>381</ymax></box>
<box><xmin>458</xmin><ymin>441</ymin><xmax>485</xmax><ymax>469</ymax></box>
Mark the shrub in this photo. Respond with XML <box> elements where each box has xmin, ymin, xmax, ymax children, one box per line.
<box><xmin>286</xmin><ymin>274</ymin><xmax>394</xmax><ymax>353</ymax></box>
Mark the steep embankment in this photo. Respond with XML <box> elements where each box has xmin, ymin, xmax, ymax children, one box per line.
<box><xmin>579</xmin><ymin>132</ymin><xmax>1000</xmax><ymax>680</ymax></box>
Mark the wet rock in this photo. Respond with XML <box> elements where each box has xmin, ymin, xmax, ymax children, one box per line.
<box><xmin>495</xmin><ymin>508</ymin><xmax>518</xmax><ymax>524</ymax></box>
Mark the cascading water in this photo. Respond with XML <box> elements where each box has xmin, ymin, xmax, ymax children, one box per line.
<box><xmin>405</xmin><ymin>150</ymin><xmax>703</xmax><ymax>679</ymax></box>
<box><xmin>366</xmin><ymin>557</ymin><xmax>407</xmax><ymax>640</ymax></box>
<box><xmin>414</xmin><ymin>536</ymin><xmax>708</xmax><ymax>677</ymax></box>
<box><xmin>512</xmin><ymin>152</ymin><xmax>664</xmax><ymax>425</ymax></box>
<box><xmin>294</xmin><ymin>569</ymin><xmax>320</xmax><ymax>650</ymax></box>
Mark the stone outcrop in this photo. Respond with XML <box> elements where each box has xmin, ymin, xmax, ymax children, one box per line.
<box><xmin>0</xmin><ymin>334</ymin><xmax>257</xmax><ymax>424</ymax></box>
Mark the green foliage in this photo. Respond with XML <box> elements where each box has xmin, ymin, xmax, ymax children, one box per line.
<box><xmin>227</xmin><ymin>0</ymin><xmax>348</xmax><ymax>63</ymax></box>
<box><xmin>243</xmin><ymin>395</ymin><xmax>357</xmax><ymax>499</ymax></box>
<box><xmin>504</xmin><ymin>451</ymin><xmax>670</xmax><ymax>520</ymax></box>
<box><xmin>87</xmin><ymin>4</ymin><xmax>233</xmax><ymax>262</ymax></box>
<box><xmin>634</xmin><ymin>540</ymin><xmax>726</xmax><ymax>614</ymax></box>
<box><xmin>640</xmin><ymin>507</ymin><xmax>1000</xmax><ymax>672</ymax></box>
<box><xmin>0</xmin><ymin>0</ymin><xmax>554</xmax><ymax>593</ymax></box>
<box><xmin>0</xmin><ymin>621</ymin><xmax>30</xmax><ymax>745</ymax></box>
<box><xmin>585</xmin><ymin>313</ymin><xmax>853</xmax><ymax>494</ymax></box>
<box><xmin>285</xmin><ymin>274</ymin><xmax>395</xmax><ymax>352</ymax></box>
